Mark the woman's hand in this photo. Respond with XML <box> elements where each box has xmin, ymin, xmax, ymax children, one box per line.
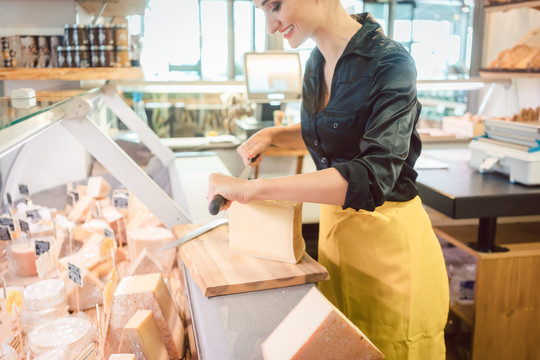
<box><xmin>237</xmin><ymin>127</ymin><xmax>275</xmax><ymax>166</ymax></box>
<box><xmin>207</xmin><ymin>172</ymin><xmax>254</xmax><ymax>212</ymax></box>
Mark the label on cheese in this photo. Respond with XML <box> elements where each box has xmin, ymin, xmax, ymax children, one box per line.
<box><xmin>35</xmin><ymin>239</ymin><xmax>51</xmax><ymax>256</ymax></box>
<box><xmin>4</xmin><ymin>290</ymin><xmax>23</xmax><ymax>315</ymax></box>
<box><xmin>68</xmin><ymin>262</ymin><xmax>84</xmax><ymax>287</ymax></box>
<box><xmin>19</xmin><ymin>219</ymin><xmax>29</xmax><ymax>234</ymax></box>
<box><xmin>0</xmin><ymin>226</ymin><xmax>11</xmax><ymax>241</ymax></box>
<box><xmin>113</xmin><ymin>190</ymin><xmax>129</xmax><ymax>209</ymax></box>
<box><xmin>18</xmin><ymin>184</ymin><xmax>29</xmax><ymax>196</ymax></box>
<box><xmin>0</xmin><ymin>217</ymin><xmax>14</xmax><ymax>231</ymax></box>
<box><xmin>75</xmin><ymin>342</ymin><xmax>96</xmax><ymax>360</ymax></box>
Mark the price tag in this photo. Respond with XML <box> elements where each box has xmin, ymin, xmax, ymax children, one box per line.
<box><xmin>0</xmin><ymin>217</ymin><xmax>14</xmax><ymax>231</ymax></box>
<box><xmin>104</xmin><ymin>228</ymin><xmax>114</xmax><ymax>239</ymax></box>
<box><xmin>75</xmin><ymin>343</ymin><xmax>96</xmax><ymax>360</ymax></box>
<box><xmin>35</xmin><ymin>239</ymin><xmax>51</xmax><ymax>256</ymax></box>
<box><xmin>5</xmin><ymin>289</ymin><xmax>23</xmax><ymax>316</ymax></box>
<box><xmin>0</xmin><ymin>226</ymin><xmax>11</xmax><ymax>241</ymax></box>
<box><xmin>18</xmin><ymin>184</ymin><xmax>29</xmax><ymax>196</ymax></box>
<box><xmin>113</xmin><ymin>189</ymin><xmax>129</xmax><ymax>209</ymax></box>
<box><xmin>19</xmin><ymin>219</ymin><xmax>29</xmax><ymax>234</ymax></box>
<box><xmin>0</xmin><ymin>312</ymin><xmax>13</xmax><ymax>342</ymax></box>
<box><xmin>26</xmin><ymin>209</ymin><xmax>41</xmax><ymax>222</ymax></box>
<box><xmin>6</xmin><ymin>192</ymin><xmax>13</xmax><ymax>207</ymax></box>
<box><xmin>68</xmin><ymin>262</ymin><xmax>84</xmax><ymax>287</ymax></box>
<box><xmin>69</xmin><ymin>190</ymin><xmax>80</xmax><ymax>203</ymax></box>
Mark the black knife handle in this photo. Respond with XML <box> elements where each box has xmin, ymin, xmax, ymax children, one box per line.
<box><xmin>209</xmin><ymin>194</ymin><xmax>227</xmax><ymax>215</ymax></box>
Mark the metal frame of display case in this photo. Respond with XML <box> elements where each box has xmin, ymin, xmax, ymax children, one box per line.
<box><xmin>0</xmin><ymin>85</ymin><xmax>192</xmax><ymax>228</ymax></box>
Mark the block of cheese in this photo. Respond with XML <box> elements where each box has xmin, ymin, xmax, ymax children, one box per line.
<box><xmin>117</xmin><ymin>310</ymin><xmax>168</xmax><ymax>360</ymax></box>
<box><xmin>87</xmin><ymin>176</ymin><xmax>111</xmax><ymax>199</ymax></box>
<box><xmin>126</xmin><ymin>227</ymin><xmax>176</xmax><ymax>270</ymax></box>
<box><xmin>27</xmin><ymin>315</ymin><xmax>97</xmax><ymax>359</ymax></box>
<box><xmin>127</xmin><ymin>248</ymin><xmax>164</xmax><ymax>276</ymax></box>
<box><xmin>262</xmin><ymin>287</ymin><xmax>384</xmax><ymax>360</ymax></box>
<box><xmin>109</xmin><ymin>355</ymin><xmax>135</xmax><ymax>360</ymax></box>
<box><xmin>68</xmin><ymin>196</ymin><xmax>95</xmax><ymax>223</ymax></box>
<box><xmin>228</xmin><ymin>200</ymin><xmax>305</xmax><ymax>264</ymax></box>
<box><xmin>104</xmin><ymin>273</ymin><xmax>184</xmax><ymax>360</ymax></box>
<box><xmin>102</xmin><ymin>206</ymin><xmax>126</xmax><ymax>244</ymax></box>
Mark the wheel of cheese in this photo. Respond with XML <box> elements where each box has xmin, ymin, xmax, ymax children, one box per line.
<box><xmin>21</xmin><ymin>304</ymin><xmax>69</xmax><ymax>334</ymax></box>
<box><xmin>23</xmin><ymin>278</ymin><xmax>67</xmax><ymax>312</ymax></box>
<box><xmin>0</xmin><ymin>345</ymin><xmax>17</xmax><ymax>360</ymax></box>
<box><xmin>28</xmin><ymin>315</ymin><xmax>97</xmax><ymax>358</ymax></box>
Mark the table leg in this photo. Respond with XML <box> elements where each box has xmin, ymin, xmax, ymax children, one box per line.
<box><xmin>467</xmin><ymin>217</ymin><xmax>509</xmax><ymax>253</ymax></box>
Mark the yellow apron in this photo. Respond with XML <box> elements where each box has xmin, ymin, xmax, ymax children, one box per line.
<box><xmin>318</xmin><ymin>196</ymin><xmax>449</xmax><ymax>360</ymax></box>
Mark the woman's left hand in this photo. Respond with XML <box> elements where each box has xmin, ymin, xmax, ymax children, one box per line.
<box><xmin>207</xmin><ymin>172</ymin><xmax>253</xmax><ymax>212</ymax></box>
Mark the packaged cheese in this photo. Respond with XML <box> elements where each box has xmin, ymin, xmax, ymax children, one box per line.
<box><xmin>262</xmin><ymin>287</ymin><xmax>384</xmax><ymax>360</ymax></box>
<box><xmin>109</xmin><ymin>354</ymin><xmax>135</xmax><ymax>360</ymax></box>
<box><xmin>8</xmin><ymin>236</ymin><xmax>38</xmax><ymax>277</ymax></box>
<box><xmin>117</xmin><ymin>310</ymin><xmax>168</xmax><ymax>360</ymax></box>
<box><xmin>104</xmin><ymin>273</ymin><xmax>184</xmax><ymax>360</ymax></box>
<box><xmin>126</xmin><ymin>226</ymin><xmax>176</xmax><ymax>270</ymax></box>
<box><xmin>23</xmin><ymin>278</ymin><xmax>66</xmax><ymax>311</ymax></box>
<box><xmin>228</xmin><ymin>200</ymin><xmax>305</xmax><ymax>264</ymax></box>
<box><xmin>27</xmin><ymin>315</ymin><xmax>97</xmax><ymax>359</ymax></box>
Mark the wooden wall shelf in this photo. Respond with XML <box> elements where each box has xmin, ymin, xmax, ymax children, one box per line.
<box><xmin>0</xmin><ymin>67</ymin><xmax>144</xmax><ymax>81</ymax></box>
<box><xmin>479</xmin><ymin>69</ymin><xmax>540</xmax><ymax>79</ymax></box>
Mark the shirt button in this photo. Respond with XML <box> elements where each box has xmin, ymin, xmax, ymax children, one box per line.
<box><xmin>333</xmin><ymin>123</ymin><xmax>338</xmax><ymax>129</ymax></box>
<box><xmin>314</xmin><ymin>140</ymin><xmax>319</xmax><ymax>146</ymax></box>
<box><xmin>321</xmin><ymin>157</ymin><xmax>327</xmax><ymax>164</ymax></box>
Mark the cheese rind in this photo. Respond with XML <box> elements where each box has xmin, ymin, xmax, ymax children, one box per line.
<box><xmin>117</xmin><ymin>310</ymin><xmax>168</xmax><ymax>360</ymax></box>
<box><xmin>104</xmin><ymin>273</ymin><xmax>184</xmax><ymax>360</ymax></box>
<box><xmin>228</xmin><ymin>201</ymin><xmax>305</xmax><ymax>264</ymax></box>
<box><xmin>262</xmin><ymin>287</ymin><xmax>384</xmax><ymax>360</ymax></box>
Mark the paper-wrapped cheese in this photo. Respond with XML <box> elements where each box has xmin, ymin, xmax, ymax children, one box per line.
<box><xmin>228</xmin><ymin>200</ymin><xmax>305</xmax><ymax>264</ymax></box>
<box><xmin>27</xmin><ymin>315</ymin><xmax>97</xmax><ymax>359</ymax></box>
<box><xmin>23</xmin><ymin>278</ymin><xmax>67</xmax><ymax>311</ymax></box>
<box><xmin>262</xmin><ymin>287</ymin><xmax>384</xmax><ymax>360</ymax></box>
<box><xmin>117</xmin><ymin>310</ymin><xmax>168</xmax><ymax>360</ymax></box>
<box><xmin>126</xmin><ymin>227</ymin><xmax>176</xmax><ymax>270</ymax></box>
<box><xmin>109</xmin><ymin>354</ymin><xmax>136</xmax><ymax>360</ymax></box>
<box><xmin>104</xmin><ymin>273</ymin><xmax>184</xmax><ymax>360</ymax></box>
<box><xmin>87</xmin><ymin>176</ymin><xmax>111</xmax><ymax>199</ymax></box>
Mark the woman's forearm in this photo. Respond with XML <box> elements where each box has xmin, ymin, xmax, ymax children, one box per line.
<box><xmin>266</xmin><ymin>123</ymin><xmax>307</xmax><ymax>150</ymax></box>
<box><xmin>247</xmin><ymin>167</ymin><xmax>348</xmax><ymax>206</ymax></box>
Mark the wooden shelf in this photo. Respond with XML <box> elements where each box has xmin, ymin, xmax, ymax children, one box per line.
<box><xmin>77</xmin><ymin>0</ymin><xmax>146</xmax><ymax>17</ymax></box>
<box><xmin>484</xmin><ymin>0</ymin><xmax>540</xmax><ymax>12</ymax></box>
<box><xmin>0</xmin><ymin>67</ymin><xmax>143</xmax><ymax>81</ymax></box>
<box><xmin>479</xmin><ymin>69</ymin><xmax>540</xmax><ymax>79</ymax></box>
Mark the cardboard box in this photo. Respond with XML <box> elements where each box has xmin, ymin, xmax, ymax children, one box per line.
<box><xmin>1</xmin><ymin>36</ymin><xmax>23</xmax><ymax>68</ymax></box>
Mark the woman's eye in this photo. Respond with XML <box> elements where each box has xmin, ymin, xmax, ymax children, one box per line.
<box><xmin>272</xmin><ymin>3</ymin><xmax>281</xmax><ymax>12</ymax></box>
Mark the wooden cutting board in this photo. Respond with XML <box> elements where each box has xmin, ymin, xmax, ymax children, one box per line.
<box><xmin>172</xmin><ymin>223</ymin><xmax>329</xmax><ymax>297</ymax></box>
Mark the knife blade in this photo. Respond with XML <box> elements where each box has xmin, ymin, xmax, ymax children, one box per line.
<box><xmin>208</xmin><ymin>154</ymin><xmax>259</xmax><ymax>215</ymax></box>
<box><xmin>159</xmin><ymin>218</ymin><xmax>229</xmax><ymax>250</ymax></box>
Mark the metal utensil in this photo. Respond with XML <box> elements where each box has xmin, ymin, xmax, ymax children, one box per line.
<box><xmin>208</xmin><ymin>155</ymin><xmax>259</xmax><ymax>215</ymax></box>
<box><xmin>159</xmin><ymin>218</ymin><xmax>229</xmax><ymax>250</ymax></box>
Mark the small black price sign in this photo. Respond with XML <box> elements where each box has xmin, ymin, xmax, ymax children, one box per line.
<box><xmin>104</xmin><ymin>228</ymin><xmax>114</xmax><ymax>239</ymax></box>
<box><xmin>18</xmin><ymin>184</ymin><xmax>29</xmax><ymax>196</ymax></box>
<box><xmin>69</xmin><ymin>190</ymin><xmax>79</xmax><ymax>203</ymax></box>
<box><xmin>6</xmin><ymin>192</ymin><xmax>13</xmax><ymax>207</ymax></box>
<box><xmin>26</xmin><ymin>209</ymin><xmax>41</xmax><ymax>222</ymax></box>
<box><xmin>0</xmin><ymin>226</ymin><xmax>12</xmax><ymax>241</ymax></box>
<box><xmin>0</xmin><ymin>217</ymin><xmax>14</xmax><ymax>231</ymax></box>
<box><xmin>35</xmin><ymin>240</ymin><xmax>51</xmax><ymax>256</ymax></box>
<box><xmin>68</xmin><ymin>262</ymin><xmax>83</xmax><ymax>287</ymax></box>
<box><xmin>113</xmin><ymin>190</ymin><xmax>129</xmax><ymax>209</ymax></box>
<box><xmin>19</xmin><ymin>219</ymin><xmax>29</xmax><ymax>233</ymax></box>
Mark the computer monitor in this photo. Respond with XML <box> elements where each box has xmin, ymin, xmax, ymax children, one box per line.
<box><xmin>244</xmin><ymin>51</ymin><xmax>302</xmax><ymax>122</ymax></box>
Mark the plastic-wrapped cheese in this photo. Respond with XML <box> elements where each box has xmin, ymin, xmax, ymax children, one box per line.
<box><xmin>228</xmin><ymin>200</ymin><xmax>305</xmax><ymax>264</ymax></box>
<box><xmin>27</xmin><ymin>315</ymin><xmax>97</xmax><ymax>359</ymax></box>
<box><xmin>109</xmin><ymin>354</ymin><xmax>136</xmax><ymax>360</ymax></box>
<box><xmin>126</xmin><ymin>226</ymin><xmax>176</xmax><ymax>270</ymax></box>
<box><xmin>34</xmin><ymin>346</ymin><xmax>68</xmax><ymax>360</ymax></box>
<box><xmin>8</xmin><ymin>238</ymin><xmax>38</xmax><ymax>277</ymax></box>
<box><xmin>262</xmin><ymin>287</ymin><xmax>384</xmax><ymax>360</ymax></box>
<box><xmin>87</xmin><ymin>176</ymin><xmax>111</xmax><ymax>199</ymax></box>
<box><xmin>23</xmin><ymin>278</ymin><xmax>67</xmax><ymax>311</ymax></box>
<box><xmin>21</xmin><ymin>305</ymin><xmax>69</xmax><ymax>334</ymax></box>
<box><xmin>104</xmin><ymin>273</ymin><xmax>184</xmax><ymax>360</ymax></box>
<box><xmin>117</xmin><ymin>310</ymin><xmax>168</xmax><ymax>360</ymax></box>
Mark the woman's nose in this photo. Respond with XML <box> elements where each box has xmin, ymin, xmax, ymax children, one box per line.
<box><xmin>266</xmin><ymin>15</ymin><xmax>279</xmax><ymax>35</ymax></box>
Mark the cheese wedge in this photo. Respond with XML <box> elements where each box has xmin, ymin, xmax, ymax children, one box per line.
<box><xmin>262</xmin><ymin>287</ymin><xmax>384</xmax><ymax>360</ymax></box>
<box><xmin>104</xmin><ymin>273</ymin><xmax>184</xmax><ymax>360</ymax></box>
<box><xmin>117</xmin><ymin>310</ymin><xmax>168</xmax><ymax>360</ymax></box>
<box><xmin>228</xmin><ymin>200</ymin><xmax>305</xmax><ymax>264</ymax></box>
<box><xmin>68</xmin><ymin>196</ymin><xmax>94</xmax><ymax>223</ymax></box>
<box><xmin>126</xmin><ymin>227</ymin><xmax>176</xmax><ymax>270</ymax></box>
<box><xmin>87</xmin><ymin>176</ymin><xmax>111</xmax><ymax>199</ymax></box>
<box><xmin>127</xmin><ymin>248</ymin><xmax>164</xmax><ymax>276</ymax></box>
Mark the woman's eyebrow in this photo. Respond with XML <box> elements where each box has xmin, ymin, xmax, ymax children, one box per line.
<box><xmin>261</xmin><ymin>0</ymin><xmax>270</xmax><ymax>7</ymax></box>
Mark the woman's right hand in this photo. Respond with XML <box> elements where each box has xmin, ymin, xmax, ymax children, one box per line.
<box><xmin>237</xmin><ymin>127</ymin><xmax>275</xmax><ymax>166</ymax></box>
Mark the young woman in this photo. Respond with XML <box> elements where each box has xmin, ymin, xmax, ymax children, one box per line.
<box><xmin>207</xmin><ymin>1</ymin><xmax>449</xmax><ymax>358</ymax></box>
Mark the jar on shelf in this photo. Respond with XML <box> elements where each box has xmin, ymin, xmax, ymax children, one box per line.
<box><xmin>64</xmin><ymin>46</ymin><xmax>74</xmax><ymax>68</ymax></box>
<box><xmin>64</xmin><ymin>24</ymin><xmax>89</xmax><ymax>46</ymax></box>
<box><xmin>73</xmin><ymin>45</ymin><xmax>90</xmax><ymax>68</ymax></box>
<box><xmin>57</xmin><ymin>45</ymin><xmax>67</xmax><ymax>67</ymax></box>
<box><xmin>91</xmin><ymin>45</ymin><xmax>114</xmax><ymax>67</ymax></box>
<box><xmin>95</xmin><ymin>24</ymin><xmax>115</xmax><ymax>46</ymax></box>
<box><xmin>115</xmin><ymin>46</ymin><xmax>130</xmax><ymax>67</ymax></box>
<box><xmin>114</xmin><ymin>23</ymin><xmax>129</xmax><ymax>47</ymax></box>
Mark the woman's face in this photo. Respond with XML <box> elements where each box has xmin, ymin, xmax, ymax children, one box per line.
<box><xmin>253</xmin><ymin>0</ymin><xmax>316</xmax><ymax>49</ymax></box>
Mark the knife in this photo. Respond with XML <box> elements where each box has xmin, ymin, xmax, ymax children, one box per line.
<box><xmin>159</xmin><ymin>218</ymin><xmax>229</xmax><ymax>250</ymax></box>
<box><xmin>208</xmin><ymin>154</ymin><xmax>259</xmax><ymax>215</ymax></box>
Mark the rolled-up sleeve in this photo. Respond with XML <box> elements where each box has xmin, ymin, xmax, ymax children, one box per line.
<box><xmin>333</xmin><ymin>51</ymin><xmax>420</xmax><ymax>211</ymax></box>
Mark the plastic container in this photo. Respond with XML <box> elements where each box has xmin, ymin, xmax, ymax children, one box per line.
<box><xmin>450</xmin><ymin>263</ymin><xmax>476</xmax><ymax>305</ymax></box>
